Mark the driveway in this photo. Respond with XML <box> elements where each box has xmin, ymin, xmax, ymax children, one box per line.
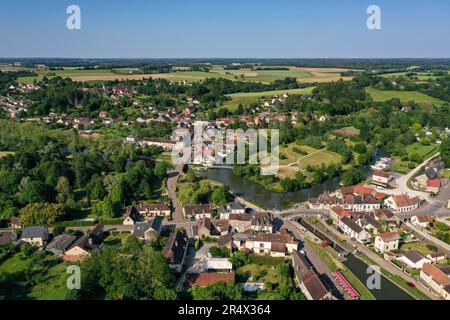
<box><xmin>186</xmin><ymin>242</ymin><xmax>214</xmax><ymax>273</ymax></box>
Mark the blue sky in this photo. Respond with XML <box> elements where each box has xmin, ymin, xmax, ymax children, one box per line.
<box><xmin>0</xmin><ymin>0</ymin><xmax>449</xmax><ymax>58</ymax></box>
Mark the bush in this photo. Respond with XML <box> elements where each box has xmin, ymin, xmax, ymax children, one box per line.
<box><xmin>209</xmin><ymin>246</ymin><xmax>229</xmax><ymax>258</ymax></box>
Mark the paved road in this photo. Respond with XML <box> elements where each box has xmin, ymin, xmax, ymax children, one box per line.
<box><xmin>274</xmin><ymin>206</ymin><xmax>329</xmax><ymax>218</ymax></box>
<box><xmin>167</xmin><ymin>164</ymin><xmax>186</xmax><ymax>223</ymax></box>
<box><xmin>398</xmin><ymin>182</ymin><xmax>450</xmax><ymax>219</ymax></box>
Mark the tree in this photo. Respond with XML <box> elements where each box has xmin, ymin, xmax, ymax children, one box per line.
<box><xmin>92</xmin><ymin>196</ymin><xmax>118</xmax><ymax>218</ymax></box>
<box><xmin>87</xmin><ymin>176</ymin><xmax>106</xmax><ymax>200</ymax></box>
<box><xmin>185</xmin><ymin>168</ymin><xmax>196</xmax><ymax>183</ymax></box>
<box><xmin>209</xmin><ymin>246</ymin><xmax>229</xmax><ymax>258</ymax></box>
<box><xmin>55</xmin><ymin>176</ymin><xmax>71</xmax><ymax>204</ymax></box>
<box><xmin>19</xmin><ymin>203</ymin><xmax>67</xmax><ymax>227</ymax></box>
<box><xmin>341</xmin><ymin>168</ymin><xmax>364</xmax><ymax>187</ymax></box>
<box><xmin>17</xmin><ymin>179</ymin><xmax>51</xmax><ymax>205</ymax></box>
<box><xmin>211</xmin><ymin>186</ymin><xmax>231</xmax><ymax>207</ymax></box>
<box><xmin>441</xmin><ymin>137</ymin><xmax>450</xmax><ymax>168</ymax></box>
<box><xmin>229</xmin><ymin>251</ymin><xmax>250</xmax><ymax>269</ymax></box>
<box><xmin>153</xmin><ymin>163</ymin><xmax>167</xmax><ymax>180</ymax></box>
<box><xmin>80</xmin><ymin>242</ymin><xmax>177</xmax><ymax>300</ymax></box>
<box><xmin>190</xmin><ymin>281</ymin><xmax>243</xmax><ymax>300</ymax></box>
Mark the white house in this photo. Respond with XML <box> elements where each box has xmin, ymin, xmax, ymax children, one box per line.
<box><xmin>374</xmin><ymin>232</ymin><xmax>401</xmax><ymax>254</ymax></box>
<box><xmin>420</xmin><ymin>263</ymin><xmax>450</xmax><ymax>300</ymax></box>
<box><xmin>397</xmin><ymin>250</ymin><xmax>431</xmax><ymax>269</ymax></box>
<box><xmin>384</xmin><ymin>195</ymin><xmax>420</xmax><ymax>214</ymax></box>
<box><xmin>411</xmin><ymin>215</ymin><xmax>434</xmax><ymax>228</ymax></box>
<box><xmin>371</xmin><ymin>170</ymin><xmax>391</xmax><ymax>188</ymax></box>
<box><xmin>338</xmin><ymin>217</ymin><xmax>370</xmax><ymax>243</ymax></box>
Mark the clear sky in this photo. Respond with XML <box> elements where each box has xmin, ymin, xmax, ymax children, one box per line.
<box><xmin>1</xmin><ymin>0</ymin><xmax>449</xmax><ymax>58</ymax></box>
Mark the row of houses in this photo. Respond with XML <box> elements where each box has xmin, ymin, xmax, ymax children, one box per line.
<box><xmin>0</xmin><ymin>224</ymin><xmax>105</xmax><ymax>262</ymax></box>
<box><xmin>310</xmin><ymin>185</ymin><xmax>420</xmax><ymax>215</ymax></box>
<box><xmin>218</xmin><ymin>229</ymin><xmax>298</xmax><ymax>258</ymax></box>
<box><xmin>292</xmin><ymin>250</ymin><xmax>334</xmax><ymax>300</ymax></box>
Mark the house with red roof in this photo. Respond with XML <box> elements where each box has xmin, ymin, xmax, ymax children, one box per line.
<box><xmin>426</xmin><ymin>179</ymin><xmax>441</xmax><ymax>194</ymax></box>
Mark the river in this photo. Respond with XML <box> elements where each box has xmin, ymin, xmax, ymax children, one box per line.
<box><xmin>196</xmin><ymin>148</ymin><xmax>386</xmax><ymax>209</ymax></box>
<box><xmin>197</xmin><ymin>166</ymin><xmax>373</xmax><ymax>209</ymax></box>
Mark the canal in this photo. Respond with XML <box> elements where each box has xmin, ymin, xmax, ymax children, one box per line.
<box><xmin>344</xmin><ymin>255</ymin><xmax>414</xmax><ymax>300</ymax></box>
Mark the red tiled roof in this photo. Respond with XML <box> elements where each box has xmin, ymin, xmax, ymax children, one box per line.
<box><xmin>186</xmin><ymin>272</ymin><xmax>235</xmax><ymax>287</ymax></box>
<box><xmin>378</xmin><ymin>232</ymin><xmax>400</xmax><ymax>242</ymax></box>
<box><xmin>391</xmin><ymin>195</ymin><xmax>420</xmax><ymax>207</ymax></box>
<box><xmin>373</xmin><ymin>170</ymin><xmax>391</xmax><ymax>179</ymax></box>
<box><xmin>422</xmin><ymin>263</ymin><xmax>450</xmax><ymax>286</ymax></box>
<box><xmin>427</xmin><ymin>179</ymin><xmax>441</xmax><ymax>188</ymax></box>
<box><xmin>353</xmin><ymin>186</ymin><xmax>375</xmax><ymax>196</ymax></box>
<box><xmin>331</xmin><ymin>206</ymin><xmax>350</xmax><ymax>218</ymax></box>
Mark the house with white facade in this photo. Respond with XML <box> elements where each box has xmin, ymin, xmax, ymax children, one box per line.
<box><xmin>374</xmin><ymin>232</ymin><xmax>401</xmax><ymax>254</ymax></box>
<box><xmin>384</xmin><ymin>195</ymin><xmax>420</xmax><ymax>214</ymax></box>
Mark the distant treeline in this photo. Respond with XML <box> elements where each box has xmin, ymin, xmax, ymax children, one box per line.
<box><xmin>2</xmin><ymin>58</ymin><xmax>450</xmax><ymax>71</ymax></box>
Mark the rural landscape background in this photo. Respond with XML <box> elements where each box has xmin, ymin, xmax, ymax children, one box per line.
<box><xmin>0</xmin><ymin>0</ymin><xmax>450</xmax><ymax>305</ymax></box>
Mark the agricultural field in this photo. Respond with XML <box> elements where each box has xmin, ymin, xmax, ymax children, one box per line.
<box><xmin>18</xmin><ymin>66</ymin><xmax>353</xmax><ymax>84</ymax></box>
<box><xmin>365</xmin><ymin>87</ymin><xmax>446</xmax><ymax>106</ymax></box>
<box><xmin>378</xmin><ymin>71</ymin><xmax>449</xmax><ymax>81</ymax></box>
<box><xmin>223</xmin><ymin>87</ymin><xmax>315</xmax><ymax>110</ymax></box>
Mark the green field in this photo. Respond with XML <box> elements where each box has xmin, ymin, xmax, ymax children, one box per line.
<box><xmin>276</xmin><ymin>143</ymin><xmax>341</xmax><ymax>179</ymax></box>
<box><xmin>0</xmin><ymin>253</ymin><xmax>68</xmax><ymax>300</ymax></box>
<box><xmin>378</xmin><ymin>71</ymin><xmax>448</xmax><ymax>81</ymax></box>
<box><xmin>365</xmin><ymin>87</ymin><xmax>446</xmax><ymax>105</ymax></box>
<box><xmin>18</xmin><ymin>66</ymin><xmax>351</xmax><ymax>84</ymax></box>
<box><xmin>405</xmin><ymin>142</ymin><xmax>439</xmax><ymax>159</ymax></box>
<box><xmin>223</xmin><ymin>87</ymin><xmax>315</xmax><ymax>110</ymax></box>
<box><xmin>279</xmin><ymin>144</ymin><xmax>341</xmax><ymax>169</ymax></box>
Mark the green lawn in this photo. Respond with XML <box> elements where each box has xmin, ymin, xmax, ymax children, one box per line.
<box><xmin>405</xmin><ymin>143</ymin><xmax>439</xmax><ymax>160</ymax></box>
<box><xmin>0</xmin><ymin>253</ymin><xmax>69</xmax><ymax>300</ymax></box>
<box><xmin>28</xmin><ymin>262</ymin><xmax>69</xmax><ymax>300</ymax></box>
<box><xmin>399</xmin><ymin>242</ymin><xmax>435</xmax><ymax>255</ymax></box>
<box><xmin>104</xmin><ymin>232</ymin><xmax>131</xmax><ymax>247</ymax></box>
<box><xmin>365</xmin><ymin>87</ymin><xmax>446</xmax><ymax>105</ymax></box>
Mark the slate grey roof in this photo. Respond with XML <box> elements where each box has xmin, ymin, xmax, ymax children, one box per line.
<box><xmin>163</xmin><ymin>230</ymin><xmax>188</xmax><ymax>265</ymax></box>
<box><xmin>404</xmin><ymin>250</ymin><xmax>426</xmax><ymax>264</ymax></box>
<box><xmin>228</xmin><ymin>202</ymin><xmax>244</xmax><ymax>211</ymax></box>
<box><xmin>425</xmin><ymin>168</ymin><xmax>438</xmax><ymax>180</ymax></box>
<box><xmin>341</xmin><ymin>217</ymin><xmax>364</xmax><ymax>234</ymax></box>
<box><xmin>21</xmin><ymin>227</ymin><xmax>49</xmax><ymax>240</ymax></box>
<box><xmin>133</xmin><ymin>218</ymin><xmax>162</xmax><ymax>238</ymax></box>
<box><xmin>46</xmin><ymin>234</ymin><xmax>77</xmax><ymax>254</ymax></box>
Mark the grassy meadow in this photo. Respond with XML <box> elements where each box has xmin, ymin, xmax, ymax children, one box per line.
<box><xmin>365</xmin><ymin>87</ymin><xmax>446</xmax><ymax>106</ymax></box>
